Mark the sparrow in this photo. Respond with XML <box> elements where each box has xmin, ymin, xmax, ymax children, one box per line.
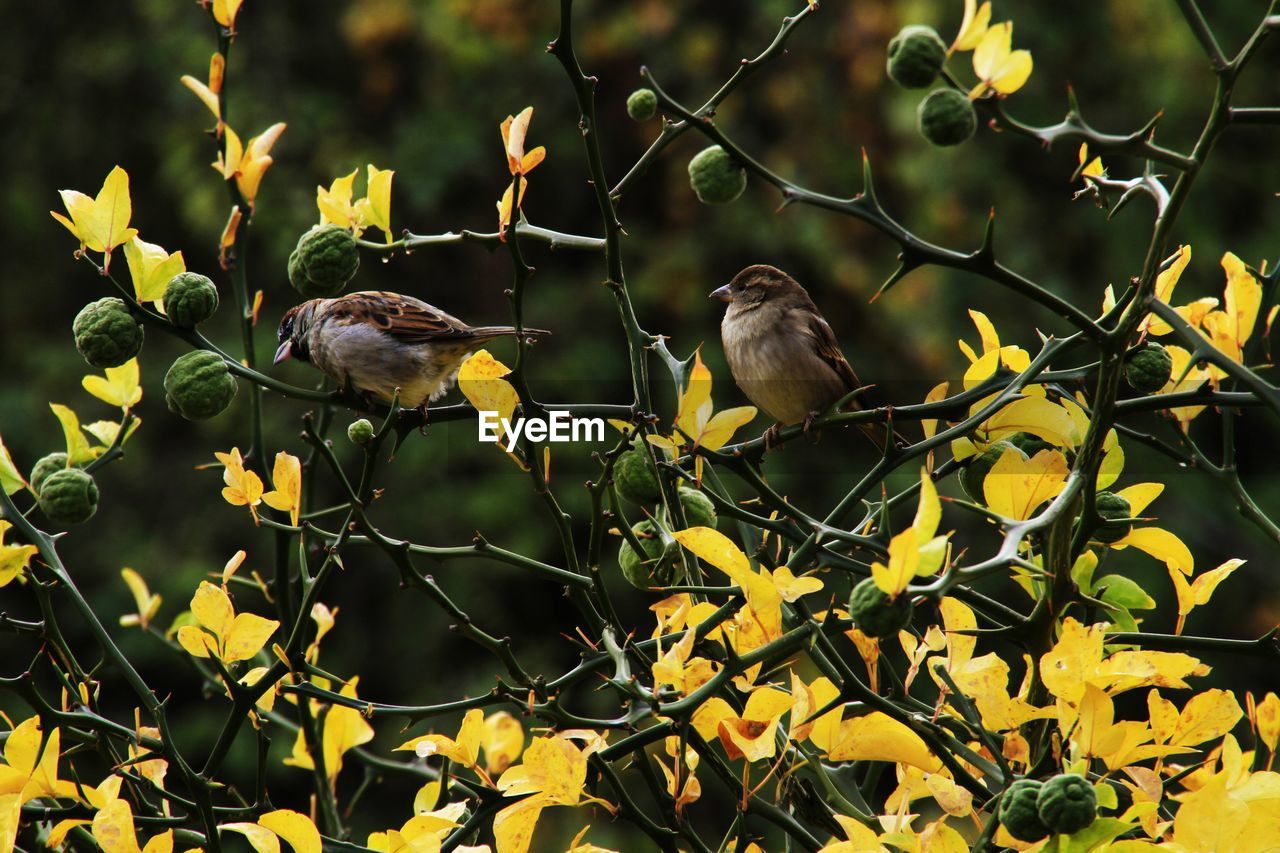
<box><xmin>274</xmin><ymin>291</ymin><xmax>547</xmax><ymax>408</ymax></box>
<box><xmin>711</xmin><ymin>264</ymin><xmax>890</xmax><ymax>447</ymax></box>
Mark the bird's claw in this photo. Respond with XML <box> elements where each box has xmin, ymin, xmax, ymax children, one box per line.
<box><xmin>802</xmin><ymin>411</ymin><xmax>821</xmax><ymax>442</ymax></box>
<box><xmin>762</xmin><ymin>423</ymin><xmax>784</xmax><ymax>452</ymax></box>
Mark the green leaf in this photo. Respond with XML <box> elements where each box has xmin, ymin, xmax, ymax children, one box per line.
<box><xmin>1096</xmin><ymin>575</ymin><xmax>1156</xmax><ymax>610</ymax></box>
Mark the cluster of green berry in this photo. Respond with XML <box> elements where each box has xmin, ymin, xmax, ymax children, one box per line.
<box><xmin>999</xmin><ymin>773</ymin><xmax>1100</xmax><ymax>841</ymax></box>
<box><xmin>886</xmin><ymin>25</ymin><xmax>976</xmax><ymax>147</ymax></box>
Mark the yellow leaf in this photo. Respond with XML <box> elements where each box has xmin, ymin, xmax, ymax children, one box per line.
<box><xmin>459</xmin><ymin>350</ymin><xmax>520</xmax><ymax>441</ymax></box>
<box><xmin>83</xmin><ymin>358</ymin><xmax>143</xmax><ymax>410</ymax></box>
<box><xmin>1114</xmin><ymin>526</ymin><xmax>1193</xmax><ymax>575</ymax></box>
<box><xmin>257</xmin><ymin>810</ymin><xmax>322</xmax><ymax>853</ymax></box>
<box><xmin>1170</xmin><ymin>689</ymin><xmax>1243</xmax><ymax>747</ymax></box>
<box><xmin>1143</xmin><ymin>244</ymin><xmax>1192</xmax><ymax>335</ymax></box>
<box><xmin>320</xmin><ymin>679</ymin><xmax>375</xmax><ymax>780</ymax></box>
<box><xmin>119</xmin><ymin>567</ymin><xmax>161</xmax><ymax>630</ymax></box>
<box><xmin>952</xmin><ymin>0</ymin><xmax>992</xmax><ymax>51</ymax></box>
<box><xmin>1255</xmin><ymin>692</ymin><xmax>1280</xmax><ymax>754</ymax></box>
<box><xmin>220</xmin><ymin>822</ymin><xmax>281</xmax><ymax>853</ymax></box>
<box><xmin>223</xmin><ymin>613</ymin><xmax>280</xmax><ymax>662</ymax></box>
<box><xmin>212</xmin><ymin>0</ymin><xmax>244</xmax><ymax>29</ymax></box>
<box><xmin>921</xmin><ymin>381</ymin><xmax>949</xmax><ymax>439</ymax></box>
<box><xmin>971</xmin><ymin>22</ymin><xmax>1032</xmax><ymax>96</ymax></box>
<box><xmin>50</xmin><ymin>403</ymin><xmax>101</xmax><ymax>465</ymax></box>
<box><xmin>0</xmin><ymin>523</ymin><xmax>38</xmax><ymax>588</ymax></box>
<box><xmin>51</xmin><ymin>166</ymin><xmax>138</xmax><ymax>263</ymax></box>
<box><xmin>493</xmin><ymin>793</ymin><xmax>546</xmax><ymax>853</ymax></box>
<box><xmin>361</xmin><ymin>164</ymin><xmax>395</xmax><ymax>241</ymax></box>
<box><xmin>261</xmin><ymin>452</ymin><xmax>302</xmax><ymax>526</ymax></box>
<box><xmin>770</xmin><ymin>566</ymin><xmax>823</xmax><ymax>601</ymax></box>
<box><xmin>1040</xmin><ymin>617</ymin><xmax>1105</xmax><ymax>703</ymax></box>
<box><xmin>123</xmin><ymin>237</ymin><xmax>187</xmax><ymax>305</ymax></box>
<box><xmin>215</xmin><ymin>447</ymin><xmax>264</xmax><ymax>521</ymax></box>
<box><xmin>181</xmin><ymin>73</ymin><xmax>221</xmax><ymax>123</ymax></box>
<box><xmin>482</xmin><ymin>711</ymin><xmax>525</xmax><ymax>775</ymax></box>
<box><xmin>872</xmin><ymin>527</ymin><xmax>919</xmax><ymax>596</ymax></box>
<box><xmin>1114</xmin><ymin>482</ymin><xmax>1163</xmax><ymax>516</ymax></box>
<box><xmin>0</xmin><ymin>434</ymin><xmax>24</xmax><ymax>496</ymax></box>
<box><xmin>670</xmin><ymin>527</ymin><xmax>751</xmax><ymax>587</ymax></box>
<box><xmin>826</xmin><ymin>712</ymin><xmax>941</xmax><ymax>771</ymax></box>
<box><xmin>317</xmin><ymin>169</ymin><xmax>359</xmax><ymax>230</ymax></box>
<box><xmin>983</xmin><ymin>396</ymin><xmax>1078</xmax><ymax>449</ymax></box>
<box><xmin>236</xmin><ymin>123</ymin><xmax>287</xmax><ymax>207</ymax></box>
<box><xmin>92</xmin><ymin>798</ymin><xmax>141</xmax><ymax>853</ymax></box>
<box><xmin>983</xmin><ymin>448</ymin><xmax>1068</xmax><ymax>521</ymax></box>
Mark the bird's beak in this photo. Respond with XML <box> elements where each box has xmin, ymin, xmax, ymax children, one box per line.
<box><xmin>709</xmin><ymin>284</ymin><xmax>733</xmax><ymax>303</ymax></box>
<box><xmin>273</xmin><ymin>340</ymin><xmax>293</xmax><ymax>365</ymax></box>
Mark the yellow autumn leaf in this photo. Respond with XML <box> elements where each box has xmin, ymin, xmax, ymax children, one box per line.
<box><xmin>0</xmin><ymin>433</ymin><xmax>24</xmax><ymax>495</ymax></box>
<box><xmin>1078</xmin><ymin>143</ymin><xmax>1104</xmax><ymax>179</ymax></box>
<box><xmin>826</xmin><ymin>712</ymin><xmax>941</xmax><ymax>772</ymax></box>
<box><xmin>983</xmin><ymin>448</ymin><xmax>1068</xmax><ymax>521</ymax></box>
<box><xmin>49</xmin><ymin>403</ymin><xmax>102</xmax><ymax>465</ymax></box>
<box><xmin>181</xmin><ymin>72</ymin><xmax>221</xmax><ymax>124</ymax></box>
<box><xmin>1143</xmin><ymin>244</ymin><xmax>1192</xmax><ymax>335</ymax></box>
<box><xmin>982</xmin><ymin>396</ymin><xmax>1078</xmax><ymax>448</ymax></box>
<box><xmin>119</xmin><ymin>567</ymin><xmax>161</xmax><ymax>629</ymax></box>
<box><xmin>952</xmin><ymin>0</ymin><xmax>992</xmax><ymax>52</ymax></box>
<box><xmin>872</xmin><ymin>527</ymin><xmax>919</xmax><ymax>596</ymax></box>
<box><xmin>1171</xmin><ymin>558</ymin><xmax>1243</xmax><ymax>633</ymax></box>
<box><xmin>215</xmin><ymin>447</ymin><xmax>264</xmax><ymax>521</ymax></box>
<box><xmin>0</xmin><ymin>522</ymin><xmax>38</xmax><ymax>588</ymax></box>
<box><xmin>921</xmin><ymin>381</ymin><xmax>949</xmax><ymax>439</ymax></box>
<box><xmin>1168</xmin><ymin>689</ymin><xmax>1243</xmax><ymax>748</ymax></box>
<box><xmin>176</xmin><ymin>580</ymin><xmax>278</xmax><ymax>663</ymax></box>
<box><xmin>123</xmin><ymin>236</ymin><xmax>186</xmax><ymax>305</ymax></box>
<box><xmin>770</xmin><ymin>566</ymin><xmax>824</xmax><ymax>601</ymax></box>
<box><xmin>500</xmin><ymin>107</ymin><xmax>546</xmax><ymax>177</ymax></box>
<box><xmin>50</xmin><ymin>165</ymin><xmax>139</xmax><ymax>264</ymax></box>
<box><xmin>317</xmin><ymin>169</ymin><xmax>359</xmax><ymax>230</ymax></box>
<box><xmin>459</xmin><ymin>350</ymin><xmax>520</xmax><ymax>441</ymax></box>
<box><xmin>397</xmin><ymin>708</ymin><xmax>485</xmax><ymax>770</ymax></box>
<box><xmin>482</xmin><ymin>711</ymin><xmax>525</xmax><ymax>775</ymax></box>
<box><xmin>257</xmin><ymin>810</ymin><xmax>322</xmax><ymax>853</ymax></box>
<box><xmin>493</xmin><ymin>793</ymin><xmax>547</xmax><ymax>853</ymax></box>
<box><xmin>971</xmin><ymin>22</ymin><xmax>1033</xmax><ymax>96</ymax></box>
<box><xmin>212</xmin><ymin>0</ymin><xmax>245</xmax><ymax>29</ymax></box>
<box><xmin>716</xmin><ymin>687</ymin><xmax>794</xmax><ymax>763</ymax></box>
<box><xmin>235</xmin><ymin>122</ymin><xmax>287</xmax><ymax>208</ymax></box>
<box><xmin>261</xmin><ymin>451</ymin><xmax>302</xmax><ymax>526</ymax></box>
<box><xmin>354</xmin><ymin>164</ymin><xmax>394</xmax><ymax>241</ymax></box>
<box><xmin>83</xmin><ymin>358</ymin><xmax>143</xmax><ymax>410</ymax></box>
<box><xmin>1113</xmin><ymin>526</ymin><xmax>1194</xmax><ymax>575</ymax></box>
<box><xmin>219</xmin><ymin>822</ymin><xmax>281</xmax><ymax>853</ymax></box>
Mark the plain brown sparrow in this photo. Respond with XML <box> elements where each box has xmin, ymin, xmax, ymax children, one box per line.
<box><xmin>712</xmin><ymin>264</ymin><xmax>890</xmax><ymax>447</ymax></box>
<box><xmin>274</xmin><ymin>291</ymin><xmax>547</xmax><ymax>407</ymax></box>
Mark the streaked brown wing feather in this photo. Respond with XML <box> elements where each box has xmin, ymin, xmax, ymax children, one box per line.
<box><xmin>327</xmin><ymin>291</ymin><xmax>481</xmax><ymax>345</ymax></box>
<box><xmin>801</xmin><ymin>310</ymin><xmax>860</xmax><ymax>392</ymax></box>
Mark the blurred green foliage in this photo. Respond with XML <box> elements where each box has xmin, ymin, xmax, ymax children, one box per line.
<box><xmin>3</xmin><ymin>0</ymin><xmax>1279</xmax><ymax>845</ymax></box>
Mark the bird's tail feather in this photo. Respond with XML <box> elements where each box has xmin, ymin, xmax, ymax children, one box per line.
<box><xmin>468</xmin><ymin>326</ymin><xmax>551</xmax><ymax>339</ymax></box>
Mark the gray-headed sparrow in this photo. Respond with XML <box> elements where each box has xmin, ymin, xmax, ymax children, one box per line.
<box><xmin>712</xmin><ymin>264</ymin><xmax>890</xmax><ymax>447</ymax></box>
<box><xmin>275</xmin><ymin>291</ymin><xmax>547</xmax><ymax>407</ymax></box>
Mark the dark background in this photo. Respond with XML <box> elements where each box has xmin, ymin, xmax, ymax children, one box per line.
<box><xmin>3</xmin><ymin>0</ymin><xmax>1279</xmax><ymax>847</ymax></box>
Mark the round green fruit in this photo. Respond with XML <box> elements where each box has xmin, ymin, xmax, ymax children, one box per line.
<box><xmin>288</xmin><ymin>225</ymin><xmax>360</xmax><ymax>298</ymax></box>
<box><xmin>30</xmin><ymin>452</ymin><xmax>76</xmax><ymax>494</ymax></box>
<box><xmin>614</xmin><ymin>442</ymin><xmax>663</xmax><ymax>505</ymax></box>
<box><xmin>1037</xmin><ymin>773</ymin><xmax>1097</xmax><ymax>835</ymax></box>
<box><xmin>38</xmin><ymin>468</ymin><xmax>99</xmax><ymax>525</ymax></box>
<box><xmin>73</xmin><ymin>297</ymin><xmax>144</xmax><ymax>368</ymax></box>
<box><xmin>918</xmin><ymin>88</ymin><xmax>978</xmax><ymax>147</ymax></box>
<box><xmin>998</xmin><ymin>779</ymin><xmax>1049</xmax><ymax>842</ymax></box>
<box><xmin>1124</xmin><ymin>342</ymin><xmax>1173</xmax><ymax>395</ymax></box>
<box><xmin>163</xmin><ymin>272</ymin><xmax>219</xmax><ymax>327</ymax></box>
<box><xmin>678</xmin><ymin>487</ymin><xmax>717</xmax><ymax>529</ymax></box>
<box><xmin>619</xmin><ymin>521</ymin><xmax>680</xmax><ymax>590</ymax></box>
<box><xmin>1007</xmin><ymin>431</ymin><xmax>1053</xmax><ymax>458</ymax></box>
<box><xmin>848</xmin><ymin>577</ymin><xmax>913</xmax><ymax>638</ymax></box>
<box><xmin>164</xmin><ymin>350</ymin><xmax>238</xmax><ymax>420</ymax></box>
<box><xmin>626</xmin><ymin>88</ymin><xmax>658</xmax><ymax>121</ymax></box>
<box><xmin>960</xmin><ymin>440</ymin><xmax>1024</xmax><ymax>503</ymax></box>
<box><xmin>887</xmin><ymin>25</ymin><xmax>947</xmax><ymax>89</ymax></box>
<box><xmin>1092</xmin><ymin>491</ymin><xmax>1133</xmax><ymax>543</ymax></box>
<box><xmin>688</xmin><ymin>145</ymin><xmax>747</xmax><ymax>205</ymax></box>
<box><xmin>348</xmin><ymin>419</ymin><xmax>375</xmax><ymax>445</ymax></box>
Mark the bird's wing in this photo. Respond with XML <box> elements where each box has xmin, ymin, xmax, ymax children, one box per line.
<box><xmin>326</xmin><ymin>291</ymin><xmax>481</xmax><ymax>345</ymax></box>
<box><xmin>801</xmin><ymin>309</ymin><xmax>861</xmax><ymax>392</ymax></box>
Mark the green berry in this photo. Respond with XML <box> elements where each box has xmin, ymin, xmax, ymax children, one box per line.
<box><xmin>614</xmin><ymin>441</ymin><xmax>663</xmax><ymax>505</ymax></box>
<box><xmin>887</xmin><ymin>25</ymin><xmax>947</xmax><ymax>89</ymax></box>
<box><xmin>163</xmin><ymin>272</ymin><xmax>219</xmax><ymax>327</ymax></box>
<box><xmin>848</xmin><ymin>577</ymin><xmax>913</xmax><ymax>638</ymax></box>
<box><xmin>29</xmin><ymin>453</ymin><xmax>72</xmax><ymax>494</ymax></box>
<box><xmin>960</xmin><ymin>440</ymin><xmax>1024</xmax><ymax>503</ymax></box>
<box><xmin>999</xmin><ymin>779</ymin><xmax>1049</xmax><ymax>842</ymax></box>
<box><xmin>1037</xmin><ymin>773</ymin><xmax>1097</xmax><ymax>835</ymax></box>
<box><xmin>626</xmin><ymin>89</ymin><xmax>658</xmax><ymax>121</ymax></box>
<box><xmin>678</xmin><ymin>487</ymin><xmax>717</xmax><ymax>529</ymax></box>
<box><xmin>1092</xmin><ymin>491</ymin><xmax>1133</xmax><ymax>543</ymax></box>
<box><xmin>687</xmin><ymin>146</ymin><xmax>747</xmax><ymax>205</ymax></box>
<box><xmin>288</xmin><ymin>225</ymin><xmax>360</xmax><ymax>298</ymax></box>
<box><xmin>1124</xmin><ymin>342</ymin><xmax>1173</xmax><ymax>395</ymax></box>
<box><xmin>73</xmin><ymin>297</ymin><xmax>144</xmax><ymax>368</ymax></box>
<box><xmin>38</xmin><ymin>468</ymin><xmax>99</xmax><ymax>525</ymax></box>
<box><xmin>348</xmin><ymin>419</ymin><xmax>375</xmax><ymax>445</ymax></box>
<box><xmin>918</xmin><ymin>88</ymin><xmax>977</xmax><ymax>147</ymax></box>
<box><xmin>1007</xmin><ymin>431</ymin><xmax>1053</xmax><ymax>458</ymax></box>
<box><xmin>619</xmin><ymin>521</ymin><xmax>680</xmax><ymax>590</ymax></box>
<box><xmin>164</xmin><ymin>350</ymin><xmax>238</xmax><ymax>420</ymax></box>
